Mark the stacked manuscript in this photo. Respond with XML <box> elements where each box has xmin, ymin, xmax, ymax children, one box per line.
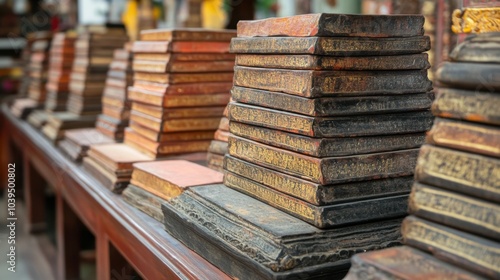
<box><xmin>27</xmin><ymin>34</ymin><xmax>52</xmax><ymax>103</ymax></box>
<box><xmin>344</xmin><ymin>33</ymin><xmax>500</xmax><ymax>280</ymax></box>
<box><xmin>58</xmin><ymin>128</ymin><xmax>114</xmax><ymax>162</ymax></box>
<box><xmin>206</xmin><ymin>104</ymin><xmax>230</xmax><ymax>171</ymax></box>
<box><xmin>161</xmin><ymin>14</ymin><xmax>434</xmax><ymax>279</ymax></box>
<box><xmin>124</xmin><ymin>28</ymin><xmax>235</xmax><ymax>158</ymax></box>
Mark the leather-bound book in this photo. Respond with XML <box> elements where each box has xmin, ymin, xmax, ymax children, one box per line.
<box><xmin>83</xmin><ymin>157</ymin><xmax>131</xmax><ymax>193</ymax></box>
<box><xmin>207</xmin><ymin>140</ymin><xmax>227</xmax><ymax>155</ymax></box>
<box><xmin>87</xmin><ymin>143</ymin><xmax>151</xmax><ymax>172</ymax></box>
<box><xmin>128</xmin><ymin>87</ymin><xmax>229</xmax><ymax>108</ymax></box>
<box><xmin>131</xmin><ymin>41</ymin><xmax>231</xmax><ymax>54</ymax></box>
<box><xmin>128</xmin><ymin>122</ymin><xmax>215</xmax><ymax>142</ymax></box>
<box><xmin>132</xmin><ymin>80</ymin><xmax>232</xmax><ymax>95</ymax></box>
<box><xmin>122</xmin><ymin>184</ymin><xmax>165</xmax><ymax>222</ymax></box>
<box><xmin>132</xmin><ymin>59</ymin><xmax>235</xmax><ymax>73</ymax></box>
<box><xmin>140</xmin><ymin>28</ymin><xmax>236</xmax><ymax>41</ymax></box>
<box><xmin>131</xmin><ymin>102</ymin><xmax>224</xmax><ymax>119</ymax></box>
<box><xmin>436</xmin><ymin>62</ymin><xmax>500</xmax><ymax>91</ymax></box>
<box><xmin>129</xmin><ymin>111</ymin><xmax>220</xmax><ymax>132</ymax></box>
<box><xmin>133</xmin><ymin>72</ymin><xmax>234</xmax><ymax>84</ymax></box>
<box><xmin>133</xmin><ymin>53</ymin><xmax>235</xmax><ymax>62</ymax></box>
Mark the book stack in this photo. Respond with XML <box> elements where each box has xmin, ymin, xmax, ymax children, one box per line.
<box><xmin>124</xmin><ymin>28</ymin><xmax>236</xmax><ymax>158</ymax></box>
<box><xmin>206</xmin><ymin>104</ymin><xmax>230</xmax><ymax>171</ymax></box>
<box><xmin>27</xmin><ymin>35</ymin><xmax>51</xmax><ymax>103</ymax></box>
<box><xmin>96</xmin><ymin>43</ymin><xmax>133</xmax><ymax>140</ymax></box>
<box><xmin>161</xmin><ymin>14</ymin><xmax>435</xmax><ymax>279</ymax></box>
<box><xmin>345</xmin><ymin>32</ymin><xmax>500</xmax><ymax>280</ymax></box>
<box><xmin>58</xmin><ymin>128</ymin><xmax>115</xmax><ymax>162</ymax></box>
<box><xmin>41</xmin><ymin>112</ymin><xmax>97</xmax><ymax>143</ymax></box>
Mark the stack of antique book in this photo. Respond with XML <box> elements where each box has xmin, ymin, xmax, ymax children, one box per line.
<box><xmin>161</xmin><ymin>14</ymin><xmax>435</xmax><ymax>279</ymax></box>
<box><xmin>124</xmin><ymin>28</ymin><xmax>235</xmax><ymax>158</ymax></box>
<box><xmin>206</xmin><ymin>104</ymin><xmax>230</xmax><ymax>171</ymax></box>
<box><xmin>27</xmin><ymin>35</ymin><xmax>52</xmax><ymax>103</ymax></box>
<box><xmin>96</xmin><ymin>43</ymin><xmax>133</xmax><ymax>140</ymax></box>
<box><xmin>345</xmin><ymin>32</ymin><xmax>500</xmax><ymax>280</ymax></box>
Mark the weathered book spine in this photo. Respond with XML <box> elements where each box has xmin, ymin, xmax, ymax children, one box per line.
<box><xmin>129</xmin><ymin>122</ymin><xmax>215</xmax><ymax>142</ymax></box>
<box><xmin>133</xmin><ymin>72</ymin><xmax>234</xmax><ymax>84</ymax></box>
<box><xmin>432</xmin><ymin>88</ymin><xmax>500</xmax><ymax>126</ymax></box>
<box><xmin>345</xmin><ymin>246</ymin><xmax>484</xmax><ymax>280</ymax></box>
<box><xmin>236</xmin><ymin>14</ymin><xmax>424</xmax><ymax>38</ymax></box>
<box><xmin>208</xmin><ymin>140</ymin><xmax>228</xmax><ymax>155</ymax></box>
<box><xmin>132</xmin><ymin>81</ymin><xmax>232</xmax><ymax>95</ymax></box>
<box><xmin>402</xmin><ymin>216</ymin><xmax>500</xmax><ymax>279</ymax></box>
<box><xmin>229</xmin><ymin>136</ymin><xmax>419</xmax><ymax>185</ymax></box>
<box><xmin>224</xmin><ymin>171</ymin><xmax>408</xmax><ymax>228</ymax></box>
<box><xmin>415</xmin><ymin>145</ymin><xmax>500</xmax><ymax>203</ymax></box>
<box><xmin>131</xmin><ymin>103</ymin><xmax>224</xmax><ymax>119</ymax></box>
<box><xmin>140</xmin><ymin>29</ymin><xmax>236</xmax><ymax>41</ymax></box>
<box><xmin>450</xmin><ymin>38</ymin><xmax>500</xmax><ymax>63</ymax></box>
<box><xmin>229</xmin><ymin>121</ymin><xmax>426</xmax><ymax>157</ymax></box>
<box><xmin>231</xmin><ymin>86</ymin><xmax>434</xmax><ymax>117</ymax></box>
<box><xmin>128</xmin><ymin>87</ymin><xmax>230</xmax><ymax>107</ymax></box>
<box><xmin>233</xmin><ymin>66</ymin><xmax>432</xmax><ymax>98</ymax></box>
<box><xmin>230</xmin><ymin>36</ymin><xmax>430</xmax><ymax>56</ymax></box>
<box><xmin>130</xmin><ymin>111</ymin><xmax>220</xmax><ymax>132</ymax></box>
<box><xmin>436</xmin><ymin>62</ymin><xmax>500</xmax><ymax>91</ymax></box>
<box><xmin>235</xmin><ymin>53</ymin><xmax>430</xmax><ymax>70</ymax></box>
<box><xmin>224</xmin><ymin>155</ymin><xmax>413</xmax><ymax>206</ymax></box>
<box><xmin>228</xmin><ymin>103</ymin><xmax>434</xmax><ymax>137</ymax></box>
<box><xmin>133</xmin><ymin>60</ymin><xmax>235</xmax><ymax>73</ymax></box>
<box><xmin>122</xmin><ymin>184</ymin><xmax>165</xmax><ymax>222</ymax></box>
<box><xmin>409</xmin><ymin>182</ymin><xmax>500</xmax><ymax>241</ymax></box>
<box><xmin>427</xmin><ymin>118</ymin><xmax>500</xmax><ymax>158</ymax></box>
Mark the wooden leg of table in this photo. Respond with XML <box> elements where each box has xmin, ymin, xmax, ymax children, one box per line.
<box><xmin>56</xmin><ymin>193</ymin><xmax>82</xmax><ymax>280</ymax></box>
<box><xmin>96</xmin><ymin>220</ymin><xmax>110</xmax><ymax>280</ymax></box>
<box><xmin>97</xmin><ymin>221</ymin><xmax>136</xmax><ymax>280</ymax></box>
<box><xmin>23</xmin><ymin>155</ymin><xmax>47</xmax><ymax>233</ymax></box>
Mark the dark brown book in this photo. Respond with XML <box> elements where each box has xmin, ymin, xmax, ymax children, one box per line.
<box><xmin>345</xmin><ymin>246</ymin><xmax>485</xmax><ymax>280</ymax></box>
<box><xmin>235</xmin><ymin>53</ymin><xmax>430</xmax><ymax>70</ymax></box>
<box><xmin>46</xmin><ymin>112</ymin><xmax>96</xmax><ymax>129</ymax></box>
<box><xmin>230</xmin><ymin>121</ymin><xmax>426</xmax><ymax>157</ymax></box>
<box><xmin>130</xmin><ymin>160</ymin><xmax>223</xmax><ymax>201</ymax></box>
<box><xmin>230</xmin><ymin>36</ymin><xmax>430</xmax><ymax>56</ymax></box>
<box><xmin>229</xmin><ymin>103</ymin><xmax>434</xmax><ymax>137</ymax></box>
<box><xmin>132</xmin><ymin>60</ymin><xmax>234</xmax><ymax>73</ymax></box>
<box><xmin>129</xmin><ymin>111</ymin><xmax>220</xmax><ymax>132</ymax></box>
<box><xmin>131</xmin><ymin>102</ymin><xmax>224</xmax><ymax>119</ymax></box>
<box><xmin>427</xmin><ymin>118</ymin><xmax>500</xmax><ymax>158</ymax></box>
<box><xmin>415</xmin><ymin>144</ymin><xmax>500</xmax><ymax>203</ymax></box>
<box><xmin>132</xmin><ymin>80</ymin><xmax>232</xmax><ymax>95</ymax></box>
<box><xmin>402</xmin><ymin>216</ymin><xmax>500</xmax><ymax>279</ymax></box>
<box><xmin>432</xmin><ymin>88</ymin><xmax>500</xmax><ymax>126</ymax></box>
<box><xmin>233</xmin><ymin>66</ymin><xmax>432</xmax><ymax>98</ymax></box>
<box><xmin>131</xmin><ymin>41</ymin><xmax>230</xmax><ymax>53</ymax></box>
<box><xmin>133</xmin><ymin>72</ymin><xmax>234</xmax><ymax>84</ymax></box>
<box><xmin>237</xmin><ymin>14</ymin><xmax>424</xmax><ymax>38</ymax></box>
<box><xmin>87</xmin><ymin>143</ymin><xmax>152</xmax><ymax>171</ymax></box>
<box><xmin>224</xmin><ymin>155</ymin><xmax>412</xmax><ymax>206</ymax></box>
<box><xmin>162</xmin><ymin>185</ymin><xmax>402</xmax><ymax>279</ymax></box>
<box><xmin>82</xmin><ymin>157</ymin><xmax>130</xmax><ymax>193</ymax></box>
<box><xmin>140</xmin><ymin>28</ymin><xmax>236</xmax><ymax>41</ymax></box>
<box><xmin>231</xmin><ymin>86</ymin><xmax>434</xmax><ymax>117</ymax></box>
<box><xmin>409</xmin><ymin>182</ymin><xmax>500</xmax><ymax>241</ymax></box>
<box><xmin>229</xmin><ymin>136</ymin><xmax>419</xmax><ymax>185</ymax></box>
<box><xmin>129</xmin><ymin>122</ymin><xmax>215</xmax><ymax>142</ymax></box>
<box><xmin>122</xmin><ymin>184</ymin><xmax>165</xmax><ymax>222</ymax></box>
<box><xmin>437</xmin><ymin>62</ymin><xmax>500</xmax><ymax>91</ymax></box>
<box><xmin>132</xmin><ymin>52</ymin><xmax>235</xmax><ymax>62</ymax></box>
<box><xmin>128</xmin><ymin>87</ymin><xmax>229</xmax><ymax>108</ymax></box>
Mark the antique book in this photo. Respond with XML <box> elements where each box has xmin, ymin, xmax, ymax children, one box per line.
<box><xmin>402</xmin><ymin>216</ymin><xmax>500</xmax><ymax>279</ymax></box>
<box><xmin>231</xmin><ymin>86</ymin><xmax>434</xmax><ymax>117</ymax></box>
<box><xmin>133</xmin><ymin>72</ymin><xmax>234</xmax><ymax>84</ymax></box>
<box><xmin>71</xmin><ymin>71</ymin><xmax>108</xmax><ymax>82</ymax></box>
<box><xmin>129</xmin><ymin>122</ymin><xmax>215</xmax><ymax>142</ymax></box>
<box><xmin>229</xmin><ymin>122</ymin><xmax>426</xmax><ymax>157</ymax></box>
<box><xmin>130</xmin><ymin>160</ymin><xmax>223</xmax><ymax>201</ymax></box>
<box><xmin>131</xmin><ymin>41</ymin><xmax>230</xmax><ymax>53</ymax></box>
<box><xmin>132</xmin><ymin>60</ymin><xmax>235</xmax><ymax>73</ymax></box>
<box><xmin>225</xmin><ymin>155</ymin><xmax>412</xmax><ymax>206</ymax></box>
<box><xmin>131</xmin><ymin>102</ymin><xmax>224</xmax><ymax>119</ymax></box>
<box><xmin>228</xmin><ymin>103</ymin><xmax>434</xmax><ymax>137</ymax></box>
<box><xmin>128</xmin><ymin>87</ymin><xmax>229</xmax><ymax>108</ymax></box>
<box><xmin>233</xmin><ymin>66</ymin><xmax>432</xmax><ymax>98</ymax></box>
<box><xmin>235</xmin><ymin>53</ymin><xmax>430</xmax><ymax>70</ymax></box>
<box><xmin>27</xmin><ymin>110</ymin><xmax>50</xmax><ymax>128</ymax></box>
<box><xmin>132</xmin><ymin>53</ymin><xmax>235</xmax><ymax>62</ymax></box>
<box><xmin>107</xmin><ymin>69</ymin><xmax>132</xmax><ymax>81</ymax></box>
<box><xmin>96</xmin><ymin>114</ymin><xmax>128</xmax><ymax>128</ymax></box>
<box><xmin>87</xmin><ymin>143</ymin><xmax>152</xmax><ymax>171</ymax></box>
<box><xmin>42</xmin><ymin>124</ymin><xmax>65</xmax><ymax>142</ymax></box>
<box><xmin>102</xmin><ymin>96</ymin><xmax>129</xmax><ymax>109</ymax></box>
<box><xmin>449</xmin><ymin>34</ymin><xmax>500</xmax><ymax>63</ymax></box>
<box><xmin>427</xmin><ymin>118</ymin><xmax>500</xmax><ymax>158</ymax></box>
<box><xmin>432</xmin><ymin>88</ymin><xmax>500</xmax><ymax>126</ymax></box>
<box><xmin>207</xmin><ymin>153</ymin><xmax>224</xmax><ymax>172</ymax></box>
<box><xmin>103</xmin><ymin>86</ymin><xmax>127</xmax><ymax>100</ymax></box>
<box><xmin>82</xmin><ymin>157</ymin><xmax>130</xmax><ymax>193</ymax></box>
<box><xmin>345</xmin><ymin>246</ymin><xmax>485</xmax><ymax>280</ymax></box>
<box><xmin>229</xmin><ymin>136</ymin><xmax>419</xmax><ymax>185</ymax></box>
<box><xmin>64</xmin><ymin>128</ymin><xmax>114</xmax><ymax>155</ymax></box>
<box><xmin>415</xmin><ymin>144</ymin><xmax>500</xmax><ymax>203</ymax></box>
<box><xmin>58</xmin><ymin>139</ymin><xmax>83</xmax><ymax>161</ymax></box>
<box><xmin>208</xmin><ymin>140</ymin><xmax>227</xmax><ymax>155</ymax></box>
<box><xmin>162</xmin><ymin>185</ymin><xmax>403</xmax><ymax>279</ymax></box>
<box><xmin>409</xmin><ymin>182</ymin><xmax>500</xmax><ymax>241</ymax></box>
<box><xmin>237</xmin><ymin>14</ymin><xmax>424</xmax><ymax>38</ymax></box>
<box><xmin>132</xmin><ymin>80</ymin><xmax>232</xmax><ymax>95</ymax></box>
<box><xmin>437</xmin><ymin>62</ymin><xmax>500</xmax><ymax>91</ymax></box>
<box><xmin>106</xmin><ymin>77</ymin><xmax>128</xmax><ymax>88</ymax></box>
<box><xmin>224</xmin><ymin>171</ymin><xmax>408</xmax><ymax>228</ymax></box>
<box><xmin>230</xmin><ymin>36</ymin><xmax>430</xmax><ymax>56</ymax></box>
<box><xmin>102</xmin><ymin>105</ymin><xmax>130</xmax><ymax>120</ymax></box>
<box><xmin>124</xmin><ymin>128</ymin><xmax>212</xmax><ymax>155</ymax></box>
<box><xmin>140</xmin><ymin>28</ymin><xmax>236</xmax><ymax>41</ymax></box>
<box><xmin>122</xmin><ymin>184</ymin><xmax>165</xmax><ymax>222</ymax></box>
<box><xmin>129</xmin><ymin>111</ymin><xmax>220</xmax><ymax>132</ymax></box>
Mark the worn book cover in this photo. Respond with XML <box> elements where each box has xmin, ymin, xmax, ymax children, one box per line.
<box><xmin>224</xmin><ymin>155</ymin><xmax>412</xmax><ymax>206</ymax></box>
<box><xmin>228</xmin><ymin>103</ymin><xmax>434</xmax><ymax>137</ymax></box>
<box><xmin>402</xmin><ymin>216</ymin><xmax>499</xmax><ymax>279</ymax></box>
<box><xmin>87</xmin><ymin>143</ymin><xmax>152</xmax><ymax>171</ymax></box>
<box><xmin>130</xmin><ymin>160</ymin><xmax>223</xmax><ymax>201</ymax></box>
<box><xmin>437</xmin><ymin>62</ymin><xmax>500</xmax><ymax>91</ymax></box>
<box><xmin>229</xmin><ymin>136</ymin><xmax>419</xmax><ymax>185</ymax></box>
<box><xmin>132</xmin><ymin>80</ymin><xmax>232</xmax><ymax>95</ymax></box>
<box><xmin>132</xmin><ymin>60</ymin><xmax>235</xmax><ymax>73</ymax></box>
<box><xmin>231</xmin><ymin>86</ymin><xmax>434</xmax><ymax>117</ymax></box>
<box><xmin>64</xmin><ymin>128</ymin><xmax>114</xmax><ymax>149</ymax></box>
<box><xmin>129</xmin><ymin>110</ymin><xmax>220</xmax><ymax>132</ymax></box>
<box><xmin>236</xmin><ymin>14</ymin><xmax>424</xmax><ymax>38</ymax></box>
<box><xmin>133</xmin><ymin>72</ymin><xmax>234</xmax><ymax>84</ymax></box>
<box><xmin>133</xmin><ymin>53</ymin><xmax>235</xmax><ymax>62</ymax></box>
<box><xmin>214</xmin><ymin>130</ymin><xmax>229</xmax><ymax>142</ymax></box>
<box><xmin>129</xmin><ymin>121</ymin><xmax>215</xmax><ymax>142</ymax></box>
<box><xmin>102</xmin><ymin>105</ymin><xmax>130</xmax><ymax>120</ymax></box>
<box><xmin>131</xmin><ymin>102</ymin><xmax>224</xmax><ymax>119</ymax></box>
<box><xmin>82</xmin><ymin>157</ymin><xmax>130</xmax><ymax>193</ymax></box>
<box><xmin>140</xmin><ymin>28</ymin><xmax>236</xmax><ymax>41</ymax></box>
<box><xmin>449</xmin><ymin>34</ymin><xmax>500</xmax><ymax>63</ymax></box>
<box><xmin>233</xmin><ymin>66</ymin><xmax>432</xmax><ymax>98</ymax></box>
<box><xmin>162</xmin><ymin>185</ymin><xmax>402</xmax><ymax>279</ymax></box>
<box><xmin>230</xmin><ymin>36</ymin><xmax>430</xmax><ymax>56</ymax></box>
<box><xmin>128</xmin><ymin>87</ymin><xmax>229</xmax><ymax>108</ymax></box>
<box><xmin>208</xmin><ymin>140</ymin><xmax>227</xmax><ymax>155</ymax></box>
<box><xmin>427</xmin><ymin>118</ymin><xmax>500</xmax><ymax>158</ymax></box>
<box><xmin>415</xmin><ymin>144</ymin><xmax>500</xmax><ymax>203</ymax></box>
<box><xmin>207</xmin><ymin>153</ymin><xmax>224</xmax><ymax>172</ymax></box>
<box><xmin>132</xmin><ymin>41</ymin><xmax>231</xmax><ymax>53</ymax></box>
<box><xmin>229</xmin><ymin>121</ymin><xmax>426</xmax><ymax>157</ymax></box>
<box><xmin>122</xmin><ymin>184</ymin><xmax>165</xmax><ymax>222</ymax></box>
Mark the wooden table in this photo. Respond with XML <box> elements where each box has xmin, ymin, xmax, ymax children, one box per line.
<box><xmin>0</xmin><ymin>104</ymin><xmax>231</xmax><ymax>280</ymax></box>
